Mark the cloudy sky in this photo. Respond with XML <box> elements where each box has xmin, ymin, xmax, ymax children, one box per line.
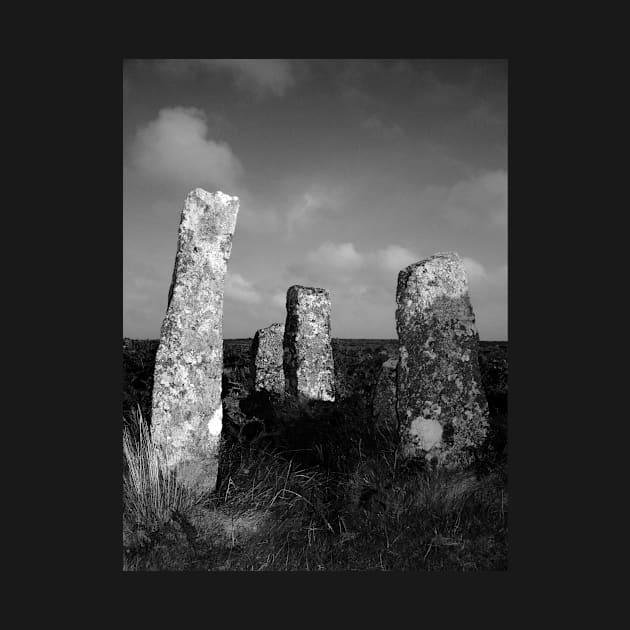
<box><xmin>123</xmin><ymin>59</ymin><xmax>507</xmax><ymax>340</ymax></box>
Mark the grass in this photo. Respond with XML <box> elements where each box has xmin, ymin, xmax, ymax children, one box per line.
<box><xmin>211</xmin><ymin>440</ymin><xmax>507</xmax><ymax>571</ymax></box>
<box><xmin>123</xmin><ymin>391</ymin><xmax>507</xmax><ymax>571</ymax></box>
<box><xmin>122</xmin><ymin>406</ymin><xmax>206</xmax><ymax>569</ymax></box>
<box><xmin>122</xmin><ymin>338</ymin><xmax>507</xmax><ymax>570</ymax></box>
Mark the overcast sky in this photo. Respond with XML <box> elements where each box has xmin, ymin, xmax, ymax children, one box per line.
<box><xmin>123</xmin><ymin>59</ymin><xmax>507</xmax><ymax>340</ymax></box>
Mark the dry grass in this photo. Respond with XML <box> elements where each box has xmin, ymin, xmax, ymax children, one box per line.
<box><xmin>123</xmin><ymin>426</ymin><xmax>507</xmax><ymax>570</ymax></box>
<box><xmin>122</xmin><ymin>338</ymin><xmax>508</xmax><ymax>570</ymax></box>
<box><xmin>123</xmin><ymin>407</ymin><xmax>202</xmax><ymax>533</ymax></box>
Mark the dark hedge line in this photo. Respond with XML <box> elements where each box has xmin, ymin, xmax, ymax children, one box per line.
<box><xmin>123</xmin><ymin>338</ymin><xmax>507</xmax><ymax>432</ymax></box>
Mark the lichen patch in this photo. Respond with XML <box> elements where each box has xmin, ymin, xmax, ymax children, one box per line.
<box><xmin>409</xmin><ymin>416</ymin><xmax>443</xmax><ymax>451</ymax></box>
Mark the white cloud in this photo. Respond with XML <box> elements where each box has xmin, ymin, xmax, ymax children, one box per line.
<box><xmin>225</xmin><ymin>272</ymin><xmax>262</xmax><ymax>304</ymax></box>
<box><xmin>281</xmin><ymin>241</ymin><xmax>506</xmax><ymax>338</ymax></box>
<box><xmin>461</xmin><ymin>257</ymin><xmax>487</xmax><ymax>283</ymax></box>
<box><xmin>286</xmin><ymin>193</ymin><xmax>320</xmax><ymax>236</ymax></box>
<box><xmin>307</xmin><ymin>241</ymin><xmax>364</xmax><ymax>270</ymax></box>
<box><xmin>229</xmin><ymin>189</ymin><xmax>284</xmax><ymax>234</ymax></box>
<box><xmin>285</xmin><ymin>185</ymin><xmax>348</xmax><ymax>237</ymax></box>
<box><xmin>375</xmin><ymin>245</ymin><xmax>420</xmax><ymax>273</ymax></box>
<box><xmin>296</xmin><ymin>241</ymin><xmax>420</xmax><ymax>289</ymax></box>
<box><xmin>127</xmin><ymin>107</ymin><xmax>243</xmax><ymax>191</ymax></box>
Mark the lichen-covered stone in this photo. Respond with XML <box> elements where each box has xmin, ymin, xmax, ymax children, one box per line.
<box><xmin>395</xmin><ymin>252</ymin><xmax>489</xmax><ymax>466</ymax></box>
<box><xmin>151</xmin><ymin>189</ymin><xmax>239</xmax><ymax>492</ymax></box>
<box><xmin>251</xmin><ymin>323</ymin><xmax>285</xmax><ymax>395</ymax></box>
<box><xmin>283</xmin><ymin>285</ymin><xmax>335</xmax><ymax>402</ymax></box>
<box><xmin>372</xmin><ymin>357</ymin><xmax>398</xmax><ymax>432</ymax></box>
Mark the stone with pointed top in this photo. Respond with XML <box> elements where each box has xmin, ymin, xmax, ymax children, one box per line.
<box><xmin>151</xmin><ymin>188</ymin><xmax>239</xmax><ymax>492</ymax></box>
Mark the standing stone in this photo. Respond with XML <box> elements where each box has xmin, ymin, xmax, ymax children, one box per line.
<box><xmin>283</xmin><ymin>285</ymin><xmax>335</xmax><ymax>402</ymax></box>
<box><xmin>251</xmin><ymin>323</ymin><xmax>285</xmax><ymax>396</ymax></box>
<box><xmin>151</xmin><ymin>189</ymin><xmax>239</xmax><ymax>492</ymax></box>
<box><xmin>372</xmin><ymin>357</ymin><xmax>399</xmax><ymax>432</ymax></box>
<box><xmin>396</xmin><ymin>252</ymin><xmax>489</xmax><ymax>466</ymax></box>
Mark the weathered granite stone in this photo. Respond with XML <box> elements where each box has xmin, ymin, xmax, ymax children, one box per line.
<box><xmin>395</xmin><ymin>252</ymin><xmax>489</xmax><ymax>466</ymax></box>
<box><xmin>283</xmin><ymin>285</ymin><xmax>335</xmax><ymax>402</ymax></box>
<box><xmin>151</xmin><ymin>189</ymin><xmax>239</xmax><ymax>492</ymax></box>
<box><xmin>372</xmin><ymin>357</ymin><xmax>399</xmax><ymax>432</ymax></box>
<box><xmin>251</xmin><ymin>323</ymin><xmax>285</xmax><ymax>395</ymax></box>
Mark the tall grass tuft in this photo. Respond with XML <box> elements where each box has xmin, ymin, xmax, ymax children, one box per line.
<box><xmin>123</xmin><ymin>407</ymin><xmax>200</xmax><ymax>532</ymax></box>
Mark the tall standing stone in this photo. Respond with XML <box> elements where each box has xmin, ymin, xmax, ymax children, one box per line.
<box><xmin>283</xmin><ymin>285</ymin><xmax>335</xmax><ymax>402</ymax></box>
<box><xmin>396</xmin><ymin>252</ymin><xmax>489</xmax><ymax>466</ymax></box>
<box><xmin>151</xmin><ymin>188</ymin><xmax>239</xmax><ymax>492</ymax></box>
<box><xmin>251</xmin><ymin>323</ymin><xmax>285</xmax><ymax>396</ymax></box>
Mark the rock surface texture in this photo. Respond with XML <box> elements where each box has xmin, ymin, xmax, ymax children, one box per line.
<box><xmin>251</xmin><ymin>323</ymin><xmax>285</xmax><ymax>395</ymax></box>
<box><xmin>283</xmin><ymin>285</ymin><xmax>335</xmax><ymax>402</ymax></box>
<box><xmin>395</xmin><ymin>252</ymin><xmax>489</xmax><ymax>466</ymax></box>
<box><xmin>372</xmin><ymin>357</ymin><xmax>399</xmax><ymax>432</ymax></box>
<box><xmin>151</xmin><ymin>189</ymin><xmax>239</xmax><ymax>492</ymax></box>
